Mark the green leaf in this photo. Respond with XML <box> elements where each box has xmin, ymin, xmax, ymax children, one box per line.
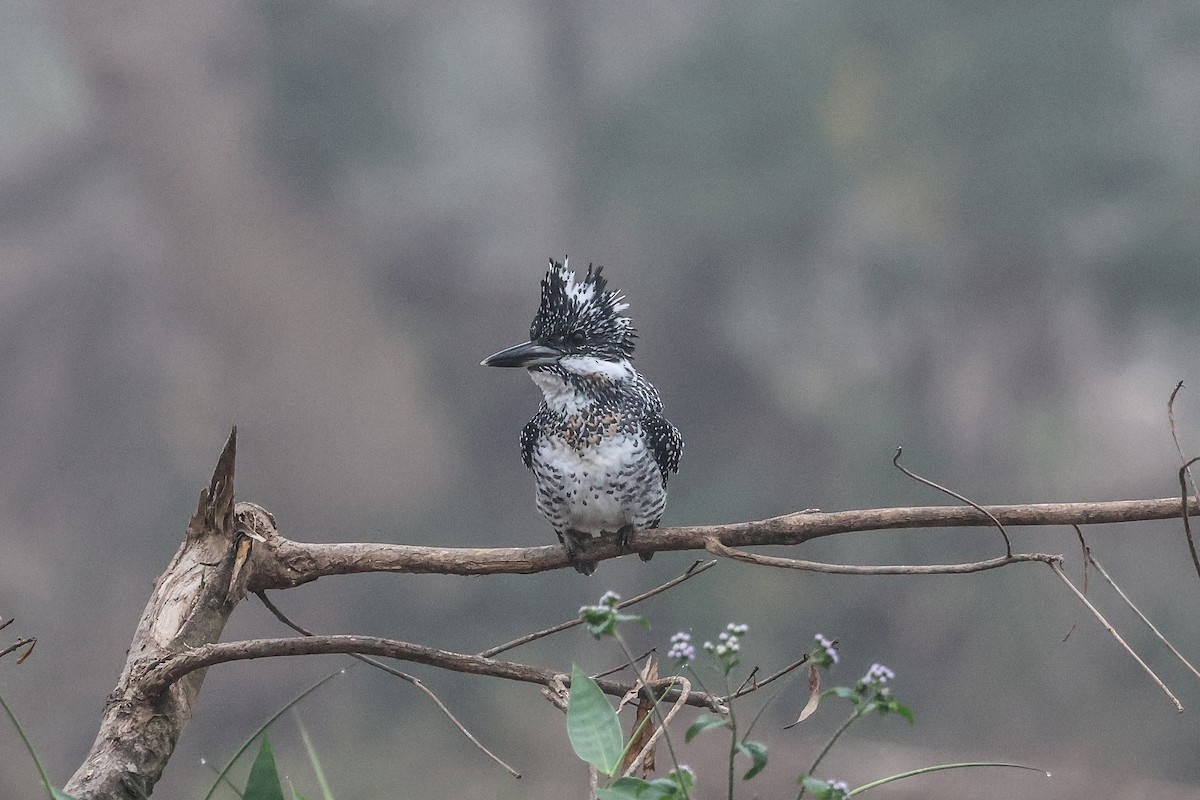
<box><xmin>597</xmin><ymin>776</ymin><xmax>676</xmax><ymax>800</ymax></box>
<box><xmin>737</xmin><ymin>739</ymin><xmax>769</xmax><ymax>780</ymax></box>
<box><xmin>581</xmin><ymin>608</ymin><xmax>650</xmax><ymax>638</ymax></box>
<box><xmin>567</xmin><ymin>665</ymin><xmax>624</xmax><ymax>775</ymax></box>
<box><xmin>684</xmin><ymin>712</ymin><xmax>729</xmax><ymax>742</ymax></box>
<box><xmin>825</xmin><ymin>686</ymin><xmax>859</xmax><ymax>702</ymax></box>
<box><xmin>800</xmin><ymin>776</ymin><xmax>848</xmax><ymax>800</ymax></box>
<box><xmin>660</xmin><ymin>766</ymin><xmax>695</xmax><ymax>793</ymax></box>
<box><xmin>882</xmin><ymin>699</ymin><xmax>915</xmax><ymax>723</ymax></box>
<box><xmin>244</xmin><ymin>734</ymin><xmax>287</xmax><ymax>800</ymax></box>
<box><xmin>596</xmin><ymin>769</ymin><xmax>695</xmax><ymax>799</ymax></box>
<box><xmin>581</xmin><ymin>608</ymin><xmax>618</xmax><ymax>638</ymax></box>
<box><xmin>203</xmin><ymin>668</ymin><xmax>348</xmax><ymax>800</ymax></box>
<box><xmin>295</xmin><ymin>714</ymin><xmax>336</xmax><ymax>800</ymax></box>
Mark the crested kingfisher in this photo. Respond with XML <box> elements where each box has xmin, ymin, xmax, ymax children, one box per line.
<box><xmin>482</xmin><ymin>258</ymin><xmax>683</xmax><ymax>574</ymax></box>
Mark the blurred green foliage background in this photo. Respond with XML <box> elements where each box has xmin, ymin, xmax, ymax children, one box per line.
<box><xmin>1</xmin><ymin>1</ymin><xmax>1199</xmax><ymax>797</ymax></box>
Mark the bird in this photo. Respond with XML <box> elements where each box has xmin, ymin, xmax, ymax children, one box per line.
<box><xmin>481</xmin><ymin>257</ymin><xmax>683</xmax><ymax>574</ymax></box>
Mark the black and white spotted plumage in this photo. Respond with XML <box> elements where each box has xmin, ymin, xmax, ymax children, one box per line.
<box><xmin>482</xmin><ymin>257</ymin><xmax>683</xmax><ymax>574</ymax></box>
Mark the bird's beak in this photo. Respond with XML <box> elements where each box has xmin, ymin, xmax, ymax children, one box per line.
<box><xmin>480</xmin><ymin>340</ymin><xmax>563</xmax><ymax>368</ymax></box>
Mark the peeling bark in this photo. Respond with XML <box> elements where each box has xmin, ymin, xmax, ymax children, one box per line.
<box><xmin>64</xmin><ymin>429</ymin><xmax>271</xmax><ymax>800</ymax></box>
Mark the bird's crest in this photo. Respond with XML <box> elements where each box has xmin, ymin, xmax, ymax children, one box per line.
<box><xmin>531</xmin><ymin>257</ymin><xmax>637</xmax><ymax>360</ymax></box>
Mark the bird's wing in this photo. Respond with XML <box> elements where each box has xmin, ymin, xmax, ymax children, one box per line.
<box><xmin>645</xmin><ymin>413</ymin><xmax>683</xmax><ymax>484</ymax></box>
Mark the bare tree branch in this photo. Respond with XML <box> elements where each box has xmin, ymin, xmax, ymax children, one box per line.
<box><xmin>63</xmin><ymin>427</ymin><xmax>1200</xmax><ymax>800</ymax></box>
<box><xmin>247</xmin><ymin>496</ymin><xmax>1199</xmax><ymax>585</ymax></box>
<box><xmin>140</xmin><ymin>634</ymin><xmax>724</xmax><ymax>711</ymax></box>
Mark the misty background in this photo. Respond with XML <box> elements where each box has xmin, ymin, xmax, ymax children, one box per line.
<box><xmin>1</xmin><ymin>1</ymin><xmax>1199</xmax><ymax>797</ymax></box>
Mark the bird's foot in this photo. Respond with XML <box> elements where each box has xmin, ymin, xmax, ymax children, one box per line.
<box><xmin>562</xmin><ymin>529</ymin><xmax>597</xmax><ymax>575</ymax></box>
<box><xmin>617</xmin><ymin>524</ymin><xmax>654</xmax><ymax>563</ymax></box>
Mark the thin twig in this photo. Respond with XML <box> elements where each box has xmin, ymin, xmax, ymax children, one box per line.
<box><xmin>1084</xmin><ymin>554</ymin><xmax>1200</xmax><ymax>681</ymax></box>
<box><xmin>1168</xmin><ymin>384</ymin><xmax>1200</xmax><ymax>584</ymax></box>
<box><xmin>1168</xmin><ymin>381</ymin><xmax>1196</xmax><ymax>498</ymax></box>
<box><xmin>0</xmin><ymin>637</ymin><xmax>35</xmax><ymax>661</ymax></box>
<box><xmin>199</xmin><ymin>755</ymin><xmax>256</xmax><ymax>795</ymax></box>
<box><xmin>256</xmin><ymin>591</ymin><xmax>520</xmax><ymax>778</ymax></box>
<box><xmin>0</xmin><ymin>617</ymin><xmax>12</xmax><ymax>632</ymax></box>
<box><xmin>621</xmin><ymin>676</ymin><xmax>692</xmax><ymax>778</ymax></box>
<box><xmin>1180</xmin><ymin>457</ymin><xmax>1200</xmax><ymax>584</ymax></box>
<box><xmin>705</xmin><ymin>538</ymin><xmax>1056</xmax><ymax>574</ymax></box>
<box><xmin>732</xmin><ymin>665</ymin><xmax>760</xmax><ymax>697</ymax></box>
<box><xmin>1060</xmin><ymin>526</ymin><xmax>1090</xmax><ymax>642</ymax></box>
<box><xmin>893</xmin><ymin>447</ymin><xmax>1013</xmax><ymax>556</ymax></box>
<box><xmin>479</xmin><ymin>560</ymin><xmax>716</xmax><ymax>658</ymax></box>
<box><xmin>1071</xmin><ymin>525</ymin><xmax>1090</xmax><ymax>597</ymax></box>
<box><xmin>727</xmin><ymin>655</ymin><xmax>810</xmax><ymax>702</ymax></box>
<box><xmin>1048</xmin><ymin>562</ymin><xmax>1182</xmax><ymax>712</ymax></box>
<box><xmin>595</xmin><ymin>649</ymin><xmax>655</xmax><ymax>680</ymax></box>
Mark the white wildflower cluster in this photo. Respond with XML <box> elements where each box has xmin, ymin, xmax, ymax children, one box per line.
<box><xmin>703</xmin><ymin>622</ymin><xmax>748</xmax><ymax>657</ymax></box>
<box><xmin>829</xmin><ymin>779</ymin><xmax>849</xmax><ymax>792</ymax></box>
<box><xmin>578</xmin><ymin>590</ymin><xmax>622</xmax><ymax>618</ymax></box>
<box><xmin>814</xmin><ymin>633</ymin><xmax>839</xmax><ymax>665</ymax></box>
<box><xmin>862</xmin><ymin>662</ymin><xmax>895</xmax><ymax>686</ymax></box>
<box><xmin>668</xmin><ymin>631</ymin><xmax>696</xmax><ymax>662</ymax></box>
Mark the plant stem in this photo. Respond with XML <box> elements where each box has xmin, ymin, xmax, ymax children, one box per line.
<box><xmin>796</xmin><ymin>708</ymin><xmax>860</xmax><ymax>800</ymax></box>
<box><xmin>612</xmin><ymin>632</ymin><xmax>691</xmax><ymax>800</ymax></box>
<box><xmin>0</xmin><ymin>691</ymin><xmax>60</xmax><ymax>800</ymax></box>
<box><xmin>726</xmin><ymin>690</ymin><xmax>737</xmax><ymax>800</ymax></box>
<box><xmin>847</xmin><ymin>761</ymin><xmax>1048</xmax><ymax>796</ymax></box>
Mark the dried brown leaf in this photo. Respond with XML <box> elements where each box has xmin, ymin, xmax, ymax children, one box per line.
<box><xmin>784</xmin><ymin>664</ymin><xmax>821</xmax><ymax>729</ymax></box>
<box><xmin>621</xmin><ymin>657</ymin><xmax>658</xmax><ymax>777</ymax></box>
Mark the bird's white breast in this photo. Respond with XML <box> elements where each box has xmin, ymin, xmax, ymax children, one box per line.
<box><xmin>532</xmin><ymin>431</ymin><xmax>660</xmax><ymax>535</ymax></box>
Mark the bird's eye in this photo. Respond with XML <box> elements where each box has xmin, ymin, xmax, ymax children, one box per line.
<box><xmin>569</xmin><ymin>331</ymin><xmax>587</xmax><ymax>347</ymax></box>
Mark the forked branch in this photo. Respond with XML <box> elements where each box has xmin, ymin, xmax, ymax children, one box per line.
<box><xmin>62</xmin><ymin>428</ymin><xmax>1200</xmax><ymax>800</ymax></box>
